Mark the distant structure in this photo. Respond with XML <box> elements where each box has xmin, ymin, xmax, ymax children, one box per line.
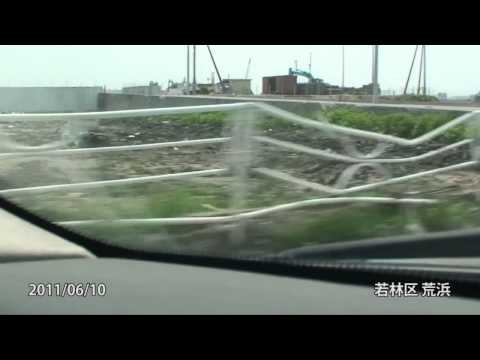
<box><xmin>223</xmin><ymin>79</ymin><xmax>252</xmax><ymax>95</ymax></box>
<box><xmin>437</xmin><ymin>92</ymin><xmax>448</xmax><ymax>101</ymax></box>
<box><xmin>449</xmin><ymin>95</ymin><xmax>474</xmax><ymax>102</ymax></box>
<box><xmin>190</xmin><ymin>79</ymin><xmax>252</xmax><ymax>95</ymax></box>
<box><xmin>262</xmin><ymin>73</ymin><xmax>377</xmax><ymax>96</ymax></box>
<box><xmin>122</xmin><ymin>81</ymin><xmax>163</xmax><ymax>96</ymax></box>
<box><xmin>262</xmin><ymin>75</ymin><xmax>297</xmax><ymax>95</ymax></box>
<box><xmin>0</xmin><ymin>86</ymin><xmax>103</xmax><ymax>113</ymax></box>
<box><xmin>195</xmin><ymin>82</ymin><xmax>217</xmax><ymax>95</ymax></box>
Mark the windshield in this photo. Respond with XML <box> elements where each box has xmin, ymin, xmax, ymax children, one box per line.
<box><xmin>1</xmin><ymin>45</ymin><xmax>480</xmax><ymax>264</ymax></box>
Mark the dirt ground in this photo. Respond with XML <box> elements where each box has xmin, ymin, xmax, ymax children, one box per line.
<box><xmin>1</xmin><ymin>116</ymin><xmax>480</xmax><ymax>256</ymax></box>
<box><xmin>0</xmin><ymin>116</ymin><xmax>477</xmax><ymax>195</ymax></box>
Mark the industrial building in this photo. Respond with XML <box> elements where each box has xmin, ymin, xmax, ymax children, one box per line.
<box><xmin>189</xmin><ymin>79</ymin><xmax>253</xmax><ymax>95</ymax></box>
<box><xmin>262</xmin><ymin>75</ymin><xmax>297</xmax><ymax>96</ymax></box>
<box><xmin>262</xmin><ymin>74</ymin><xmax>378</xmax><ymax>96</ymax></box>
<box><xmin>223</xmin><ymin>79</ymin><xmax>253</xmax><ymax>95</ymax></box>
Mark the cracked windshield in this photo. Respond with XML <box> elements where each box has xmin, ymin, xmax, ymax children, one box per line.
<box><xmin>1</xmin><ymin>45</ymin><xmax>480</xmax><ymax>259</ymax></box>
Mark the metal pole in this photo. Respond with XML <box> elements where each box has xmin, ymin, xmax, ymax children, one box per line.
<box><xmin>193</xmin><ymin>45</ymin><xmax>197</xmax><ymax>94</ymax></box>
<box><xmin>417</xmin><ymin>45</ymin><xmax>424</xmax><ymax>96</ymax></box>
<box><xmin>372</xmin><ymin>45</ymin><xmax>379</xmax><ymax>103</ymax></box>
<box><xmin>186</xmin><ymin>45</ymin><xmax>190</xmax><ymax>94</ymax></box>
<box><xmin>423</xmin><ymin>45</ymin><xmax>427</xmax><ymax>96</ymax></box>
<box><xmin>229</xmin><ymin>110</ymin><xmax>255</xmax><ymax>245</ymax></box>
<box><xmin>309</xmin><ymin>52</ymin><xmax>312</xmax><ymax>74</ymax></box>
<box><xmin>404</xmin><ymin>45</ymin><xmax>419</xmax><ymax>95</ymax></box>
<box><xmin>342</xmin><ymin>45</ymin><xmax>345</xmax><ymax>90</ymax></box>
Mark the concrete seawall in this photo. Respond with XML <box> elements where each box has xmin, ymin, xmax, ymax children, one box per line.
<box><xmin>0</xmin><ymin>87</ymin><xmax>103</xmax><ymax>113</ymax></box>
<box><xmin>98</xmin><ymin>93</ymin><xmax>474</xmax><ymax>115</ymax></box>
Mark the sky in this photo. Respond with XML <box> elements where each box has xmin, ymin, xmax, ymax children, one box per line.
<box><xmin>0</xmin><ymin>45</ymin><xmax>479</xmax><ymax>97</ymax></box>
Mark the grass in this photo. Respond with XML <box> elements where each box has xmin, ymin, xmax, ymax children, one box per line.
<box><xmin>269</xmin><ymin>199</ymin><xmax>480</xmax><ymax>251</ymax></box>
<box><xmin>8</xmin><ymin>180</ymin><xmax>480</xmax><ymax>256</ymax></box>
<box><xmin>7</xmin><ymin>177</ymin><xmax>309</xmax><ymax>223</ymax></box>
<box><xmin>167</xmin><ymin>111</ymin><xmax>230</xmax><ymax>126</ymax></box>
<box><xmin>69</xmin><ymin>197</ymin><xmax>480</xmax><ymax>256</ymax></box>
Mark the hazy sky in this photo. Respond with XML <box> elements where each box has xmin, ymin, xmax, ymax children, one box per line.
<box><xmin>0</xmin><ymin>45</ymin><xmax>478</xmax><ymax>96</ymax></box>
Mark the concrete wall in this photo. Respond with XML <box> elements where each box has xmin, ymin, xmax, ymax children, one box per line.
<box><xmin>98</xmin><ymin>93</ymin><xmax>168</xmax><ymax>111</ymax></box>
<box><xmin>98</xmin><ymin>94</ymin><xmax>469</xmax><ymax>116</ymax></box>
<box><xmin>98</xmin><ymin>93</ymin><xmax>331</xmax><ymax>116</ymax></box>
<box><xmin>0</xmin><ymin>87</ymin><xmax>103</xmax><ymax>113</ymax></box>
<box><xmin>227</xmin><ymin>80</ymin><xmax>252</xmax><ymax>95</ymax></box>
<box><xmin>122</xmin><ymin>85</ymin><xmax>163</xmax><ymax>97</ymax></box>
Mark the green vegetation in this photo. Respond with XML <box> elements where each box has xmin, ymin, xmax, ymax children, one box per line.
<box><xmin>142</xmin><ymin>106</ymin><xmax>468</xmax><ymax>143</ymax></box>
<box><xmin>166</xmin><ymin>111</ymin><xmax>229</xmax><ymax>126</ymax></box>
<box><xmin>65</xmin><ymin>197</ymin><xmax>480</xmax><ymax>255</ymax></box>
<box><xmin>7</xmin><ymin>178</ymin><xmax>311</xmax><ymax>223</ymax></box>
<box><xmin>319</xmin><ymin>106</ymin><xmax>467</xmax><ymax>141</ymax></box>
<box><xmin>9</xmin><ymin>182</ymin><xmax>229</xmax><ymax>222</ymax></box>
<box><xmin>8</xmin><ymin>181</ymin><xmax>480</xmax><ymax>256</ymax></box>
<box><xmin>270</xmin><ymin>199</ymin><xmax>480</xmax><ymax>251</ymax></box>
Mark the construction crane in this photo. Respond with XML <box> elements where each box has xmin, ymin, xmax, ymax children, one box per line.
<box><xmin>206</xmin><ymin>45</ymin><xmax>231</xmax><ymax>94</ymax></box>
<box><xmin>245</xmin><ymin>58</ymin><xmax>251</xmax><ymax>79</ymax></box>
<box><xmin>288</xmin><ymin>67</ymin><xmax>324</xmax><ymax>84</ymax></box>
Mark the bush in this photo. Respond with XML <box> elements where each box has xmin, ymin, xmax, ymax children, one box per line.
<box><xmin>134</xmin><ymin>106</ymin><xmax>468</xmax><ymax>143</ymax></box>
<box><xmin>320</xmin><ymin>106</ymin><xmax>467</xmax><ymax>141</ymax></box>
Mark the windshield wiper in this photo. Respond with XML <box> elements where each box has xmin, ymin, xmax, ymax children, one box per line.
<box><xmin>271</xmin><ymin>227</ymin><xmax>480</xmax><ymax>262</ymax></box>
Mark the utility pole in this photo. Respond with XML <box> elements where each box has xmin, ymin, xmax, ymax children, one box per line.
<box><xmin>404</xmin><ymin>45</ymin><xmax>419</xmax><ymax>95</ymax></box>
<box><xmin>309</xmin><ymin>52</ymin><xmax>312</xmax><ymax>73</ymax></box>
<box><xmin>417</xmin><ymin>45</ymin><xmax>424</xmax><ymax>96</ymax></box>
<box><xmin>193</xmin><ymin>45</ymin><xmax>197</xmax><ymax>94</ymax></box>
<box><xmin>342</xmin><ymin>45</ymin><xmax>345</xmax><ymax>90</ymax></box>
<box><xmin>423</xmin><ymin>45</ymin><xmax>427</xmax><ymax>96</ymax></box>
<box><xmin>372</xmin><ymin>45</ymin><xmax>379</xmax><ymax>103</ymax></box>
<box><xmin>186</xmin><ymin>45</ymin><xmax>190</xmax><ymax>94</ymax></box>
